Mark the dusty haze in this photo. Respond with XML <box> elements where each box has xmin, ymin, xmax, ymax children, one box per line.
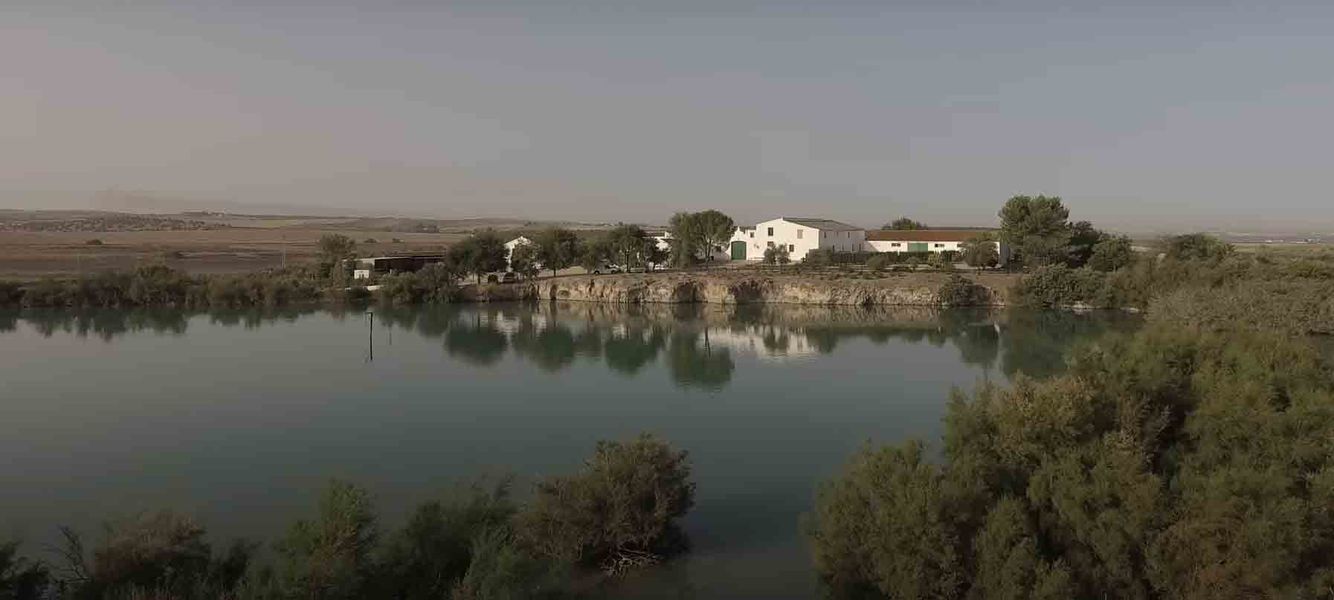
<box><xmin>4</xmin><ymin>1</ymin><xmax>1334</xmax><ymax>233</ymax></box>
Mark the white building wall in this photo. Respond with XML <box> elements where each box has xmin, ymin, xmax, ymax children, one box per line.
<box><xmin>504</xmin><ymin>236</ymin><xmax>533</xmax><ymax>271</ymax></box>
<box><xmin>754</xmin><ymin>219</ymin><xmax>823</xmax><ymax>262</ymax></box>
<box><xmin>732</xmin><ymin>227</ymin><xmax>764</xmax><ymax>261</ymax></box>
<box><xmin>862</xmin><ymin>239</ymin><xmax>1009</xmax><ymax>266</ymax></box>
<box><xmin>864</xmin><ymin>240</ymin><xmax>964</xmax><ymax>253</ymax></box>
<box><xmin>816</xmin><ymin>228</ymin><xmax>866</xmax><ymax>253</ymax></box>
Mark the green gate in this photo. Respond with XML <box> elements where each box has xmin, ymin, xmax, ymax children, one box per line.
<box><xmin>730</xmin><ymin>241</ymin><xmax>747</xmax><ymax>260</ymax></box>
<box><xmin>908</xmin><ymin>242</ymin><xmax>929</xmax><ymax>252</ymax></box>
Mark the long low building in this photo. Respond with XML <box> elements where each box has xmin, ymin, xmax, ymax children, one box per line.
<box><xmin>866</xmin><ymin>229</ymin><xmax>1009</xmax><ymax>265</ymax></box>
<box><xmin>727</xmin><ymin>218</ymin><xmax>1006</xmax><ymax>264</ymax></box>
<box><xmin>352</xmin><ymin>255</ymin><xmax>446</xmax><ymax>279</ymax></box>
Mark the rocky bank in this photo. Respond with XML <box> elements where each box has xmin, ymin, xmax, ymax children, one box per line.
<box><xmin>457</xmin><ymin>272</ymin><xmax>1016</xmax><ymax>306</ymax></box>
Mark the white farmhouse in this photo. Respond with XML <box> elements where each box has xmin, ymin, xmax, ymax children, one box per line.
<box><xmin>504</xmin><ymin>236</ymin><xmax>533</xmax><ymax>271</ymax></box>
<box><xmin>863</xmin><ymin>230</ymin><xmax>1009</xmax><ymax>265</ymax></box>
<box><xmin>729</xmin><ymin>218</ymin><xmax>864</xmax><ymax>262</ymax></box>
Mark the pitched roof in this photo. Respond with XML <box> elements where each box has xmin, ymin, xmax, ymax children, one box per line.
<box><xmin>865</xmin><ymin>229</ymin><xmax>995</xmax><ymax>242</ymax></box>
<box><xmin>778</xmin><ymin>217</ymin><xmax>862</xmax><ymax>231</ymax></box>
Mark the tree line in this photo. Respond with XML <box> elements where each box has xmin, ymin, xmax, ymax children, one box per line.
<box><xmin>993</xmin><ymin>194</ymin><xmax>1334</xmax><ymax>334</ymax></box>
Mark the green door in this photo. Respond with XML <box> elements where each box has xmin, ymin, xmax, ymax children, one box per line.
<box><xmin>730</xmin><ymin>241</ymin><xmax>747</xmax><ymax>260</ymax></box>
<box><xmin>908</xmin><ymin>242</ymin><xmax>929</xmax><ymax>252</ymax></box>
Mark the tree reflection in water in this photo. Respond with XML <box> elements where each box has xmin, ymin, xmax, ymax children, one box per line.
<box><xmin>4</xmin><ymin>303</ymin><xmax>1137</xmax><ymax>388</ymax></box>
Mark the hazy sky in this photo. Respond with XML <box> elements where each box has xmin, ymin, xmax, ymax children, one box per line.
<box><xmin>4</xmin><ymin>1</ymin><xmax>1334</xmax><ymax>230</ymax></box>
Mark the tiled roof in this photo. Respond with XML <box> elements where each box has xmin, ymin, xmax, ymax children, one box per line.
<box><xmin>779</xmin><ymin>217</ymin><xmax>862</xmax><ymax>231</ymax></box>
<box><xmin>865</xmin><ymin>229</ymin><xmax>994</xmax><ymax>242</ymax></box>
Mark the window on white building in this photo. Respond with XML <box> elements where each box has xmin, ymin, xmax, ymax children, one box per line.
<box><xmin>767</xmin><ymin>227</ymin><xmax>774</xmax><ymax>236</ymax></box>
<box><xmin>934</xmin><ymin>243</ymin><xmax>945</xmax><ymax>248</ymax></box>
<box><xmin>797</xmin><ymin>229</ymin><xmax>803</xmax><ymax>239</ymax></box>
<box><xmin>891</xmin><ymin>242</ymin><xmax>902</xmax><ymax>248</ymax></box>
<box><xmin>788</xmin><ymin>244</ymin><xmax>795</xmax><ymax>252</ymax></box>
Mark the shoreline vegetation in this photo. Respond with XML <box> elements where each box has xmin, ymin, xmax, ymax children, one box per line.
<box><xmin>6</xmin><ymin>197</ymin><xmax>1334</xmax><ymax>598</ymax></box>
<box><xmin>5</xmin><ymin>314</ymin><xmax>1333</xmax><ymax>598</ymax></box>
<box><xmin>1</xmin><ymin>196</ymin><xmax>1331</xmax><ymax>334</ymax></box>
<box><xmin>2</xmin><ymin>435</ymin><xmax>694</xmax><ymax>600</ymax></box>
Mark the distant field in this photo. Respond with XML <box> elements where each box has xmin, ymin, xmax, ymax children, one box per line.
<box><xmin>0</xmin><ymin>210</ymin><xmax>606</xmax><ymax>277</ymax></box>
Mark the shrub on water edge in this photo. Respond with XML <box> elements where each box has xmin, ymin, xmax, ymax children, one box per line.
<box><xmin>515</xmin><ymin>435</ymin><xmax>695</xmax><ymax>573</ymax></box>
<box><xmin>275</xmin><ymin>481</ymin><xmax>379</xmax><ymax>598</ymax></box>
<box><xmin>809</xmin><ymin>324</ymin><xmax>1334</xmax><ymax>599</ymax></box>
<box><xmin>377</xmin><ymin>479</ymin><xmax>518</xmax><ymax>599</ymax></box>
<box><xmin>937</xmin><ymin>275</ymin><xmax>989</xmax><ymax>306</ymax></box>
<box><xmin>1012</xmin><ymin>265</ymin><xmax>1108</xmax><ymax>308</ymax></box>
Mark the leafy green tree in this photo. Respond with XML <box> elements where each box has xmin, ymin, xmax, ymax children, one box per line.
<box><xmin>1087</xmin><ymin>234</ymin><xmax>1134</xmax><ymax>272</ymax></box>
<box><xmin>961</xmin><ymin>236</ymin><xmax>1001</xmax><ymax>269</ymax></box>
<box><xmin>694</xmin><ymin>210</ymin><xmax>736</xmax><ymax>262</ymax></box>
<box><xmin>667</xmin><ymin>212</ymin><xmax>702</xmax><ymax>268</ymax></box>
<box><xmin>643</xmin><ymin>237</ymin><xmax>668</xmax><ymax>269</ymax></box>
<box><xmin>667</xmin><ymin>210</ymin><xmax>735</xmax><ymax>265</ymax></box>
<box><xmin>509</xmin><ymin>243</ymin><xmax>540</xmax><ymax>280</ymax></box>
<box><xmin>318</xmin><ymin>234</ymin><xmax>357</xmax><ymax>276</ymax></box>
<box><xmin>1065</xmin><ymin>220</ymin><xmax>1104</xmax><ymax>267</ymax></box>
<box><xmin>884</xmin><ymin>217</ymin><xmax>928</xmax><ymax>230</ymax></box>
<box><xmin>606</xmin><ymin>224</ymin><xmax>650</xmax><ymax>270</ymax></box>
<box><xmin>449</xmin><ymin>231</ymin><xmax>509</xmax><ymax>284</ymax></box>
<box><xmin>998</xmin><ymin>195</ymin><xmax>1071</xmax><ymax>267</ymax></box>
<box><xmin>532</xmin><ymin>228</ymin><xmax>580</xmax><ymax>277</ymax></box>
<box><xmin>579</xmin><ymin>237</ymin><xmax>611</xmax><ymax>273</ymax></box>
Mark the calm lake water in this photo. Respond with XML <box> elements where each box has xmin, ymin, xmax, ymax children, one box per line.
<box><xmin>0</xmin><ymin>303</ymin><xmax>1135</xmax><ymax>598</ymax></box>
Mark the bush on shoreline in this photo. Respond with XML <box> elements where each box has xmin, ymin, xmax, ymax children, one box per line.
<box><xmin>1</xmin><ymin>435</ymin><xmax>693</xmax><ymax>600</ymax></box>
<box><xmin>809</xmin><ymin>324</ymin><xmax>1334</xmax><ymax>598</ymax></box>
<box><xmin>1012</xmin><ymin>234</ymin><xmax>1334</xmax><ymax>333</ymax></box>
<box><xmin>936</xmin><ymin>275</ymin><xmax>990</xmax><ymax>306</ymax></box>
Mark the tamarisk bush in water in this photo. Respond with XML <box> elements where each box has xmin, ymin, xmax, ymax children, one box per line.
<box><xmin>808</xmin><ymin>324</ymin><xmax>1334</xmax><ymax>598</ymax></box>
<box><xmin>516</xmin><ymin>434</ymin><xmax>695</xmax><ymax>576</ymax></box>
<box><xmin>1</xmin><ymin>434</ymin><xmax>694</xmax><ymax>599</ymax></box>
